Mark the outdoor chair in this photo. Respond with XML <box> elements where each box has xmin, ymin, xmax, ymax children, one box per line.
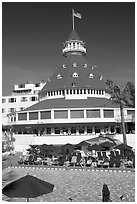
<box><xmin>103</xmin><ymin>161</ymin><xmax>109</xmax><ymax>168</ymax></box>
<box><xmin>97</xmin><ymin>152</ymin><xmax>103</xmax><ymax>161</ymax></box>
<box><xmin>115</xmin><ymin>157</ymin><xmax>121</xmax><ymax>168</ymax></box>
<box><xmin>109</xmin><ymin>151</ymin><xmax>115</xmax><ymax>157</ymax></box>
<box><xmin>115</xmin><ymin>151</ymin><xmax>121</xmax><ymax>158</ymax></box>
<box><xmin>109</xmin><ymin>158</ymin><xmax>115</xmax><ymax>168</ymax></box>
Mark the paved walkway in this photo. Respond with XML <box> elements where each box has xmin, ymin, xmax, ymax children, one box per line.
<box><xmin>2</xmin><ymin>166</ymin><xmax>135</xmax><ymax>202</ymax></box>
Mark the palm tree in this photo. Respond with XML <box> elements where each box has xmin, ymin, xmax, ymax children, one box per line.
<box><xmin>106</xmin><ymin>80</ymin><xmax>135</xmax><ymax>145</ymax></box>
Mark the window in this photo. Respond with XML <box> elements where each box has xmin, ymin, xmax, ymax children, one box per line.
<box><xmin>104</xmin><ymin>110</ymin><xmax>114</xmax><ymax>118</ymax></box>
<box><xmin>73</xmin><ymin>89</ymin><xmax>76</xmax><ymax>94</ymax></box>
<box><xmin>99</xmin><ymin>76</ymin><xmax>103</xmax><ymax>80</ymax></box>
<box><xmin>47</xmin><ymin>128</ymin><xmax>51</xmax><ymax>135</ymax></box>
<box><xmin>84</xmin><ymin>64</ymin><xmax>88</xmax><ymax>68</ymax></box>
<box><xmin>80</xmin><ymin>89</ymin><xmax>82</xmax><ymax>94</ymax></box>
<box><xmin>72</xmin><ymin>83</ymin><xmax>75</xmax><ymax>87</ymax></box>
<box><xmin>9</xmin><ymin>98</ymin><xmax>16</xmax><ymax>103</ymax></box>
<box><xmin>77</xmin><ymin>89</ymin><xmax>79</xmax><ymax>94</ymax></box>
<box><xmin>35</xmin><ymin>83</ymin><xmax>40</xmax><ymax>87</ymax></box>
<box><xmin>55</xmin><ymin>128</ymin><xmax>60</xmax><ymax>134</ymax></box>
<box><xmin>72</xmin><ymin>63</ymin><xmax>77</xmax><ymax>67</ymax></box>
<box><xmin>91</xmin><ymin>89</ymin><xmax>93</xmax><ymax>94</ymax></box>
<box><xmin>2</xmin><ymin>99</ymin><xmax>6</xmax><ymax>103</ymax></box>
<box><xmin>40</xmin><ymin>111</ymin><xmax>51</xmax><ymax>119</ymax></box>
<box><xmin>29</xmin><ymin>112</ymin><xmax>38</xmax><ymax>120</ymax></box>
<box><xmin>20</xmin><ymin>107</ymin><xmax>24</xmax><ymax>111</ymax></box>
<box><xmin>18</xmin><ymin>84</ymin><xmax>25</xmax><ymax>88</ymax></box>
<box><xmin>70</xmin><ymin>110</ymin><xmax>84</xmax><ymax>118</ymax></box>
<box><xmin>88</xmin><ymin>89</ymin><xmax>90</xmax><ymax>94</ymax></box>
<box><xmin>21</xmin><ymin>97</ymin><xmax>27</xmax><ymax>102</ymax></box>
<box><xmin>2</xmin><ymin>109</ymin><xmax>5</xmax><ymax>113</ymax></box>
<box><xmin>54</xmin><ymin>110</ymin><xmax>68</xmax><ymax>119</ymax></box>
<box><xmin>9</xmin><ymin>108</ymin><xmax>16</xmax><ymax>113</ymax></box>
<box><xmin>30</xmin><ymin>96</ymin><xmax>37</xmax><ymax>101</ymax></box>
<box><xmin>84</xmin><ymin>89</ymin><xmax>86</xmax><ymax>94</ymax></box>
<box><xmin>86</xmin><ymin>110</ymin><xmax>100</xmax><ymax>118</ymax></box>
<box><xmin>89</xmin><ymin>73</ymin><xmax>94</xmax><ymax>78</ymax></box>
<box><xmin>66</xmin><ymin>90</ymin><xmax>69</xmax><ymax>94</ymax></box>
<box><xmin>99</xmin><ymin>90</ymin><xmax>102</xmax><ymax>95</ymax></box>
<box><xmin>62</xmin><ymin>64</ymin><xmax>66</xmax><ymax>68</ymax></box>
<box><xmin>72</xmin><ymin>72</ymin><xmax>79</xmax><ymax>77</ymax></box>
<box><xmin>18</xmin><ymin>113</ymin><xmax>27</xmax><ymax>121</ymax></box>
<box><xmin>57</xmin><ymin>74</ymin><xmax>62</xmax><ymax>79</ymax></box>
<box><xmin>70</xmin><ymin>90</ymin><xmax>72</xmax><ymax>94</ymax></box>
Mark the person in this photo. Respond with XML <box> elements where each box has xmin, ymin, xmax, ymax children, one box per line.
<box><xmin>102</xmin><ymin>183</ymin><xmax>112</xmax><ymax>202</ymax></box>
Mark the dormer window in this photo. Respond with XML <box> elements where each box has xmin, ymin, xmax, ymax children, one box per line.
<box><xmin>84</xmin><ymin>64</ymin><xmax>88</xmax><ymax>68</ymax></box>
<box><xmin>62</xmin><ymin>64</ymin><xmax>66</xmax><ymax>68</ymax></box>
<box><xmin>72</xmin><ymin>63</ymin><xmax>77</xmax><ymax>67</ymax></box>
<box><xmin>72</xmin><ymin>72</ymin><xmax>79</xmax><ymax>77</ymax></box>
<box><xmin>99</xmin><ymin>76</ymin><xmax>103</xmax><ymax>80</ymax></box>
<box><xmin>89</xmin><ymin>73</ymin><xmax>94</xmax><ymax>78</ymax></box>
<box><xmin>57</xmin><ymin>74</ymin><xmax>62</xmax><ymax>79</ymax></box>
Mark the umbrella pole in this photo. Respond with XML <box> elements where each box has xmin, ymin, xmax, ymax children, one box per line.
<box><xmin>27</xmin><ymin>197</ymin><xmax>29</xmax><ymax>202</ymax></box>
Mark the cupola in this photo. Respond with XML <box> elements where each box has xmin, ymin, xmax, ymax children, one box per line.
<box><xmin>62</xmin><ymin>29</ymin><xmax>86</xmax><ymax>56</ymax></box>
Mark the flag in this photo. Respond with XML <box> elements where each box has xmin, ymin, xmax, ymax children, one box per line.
<box><xmin>73</xmin><ymin>10</ymin><xmax>82</xmax><ymax>19</ymax></box>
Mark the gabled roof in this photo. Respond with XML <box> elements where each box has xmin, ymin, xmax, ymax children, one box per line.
<box><xmin>22</xmin><ymin>97</ymin><xmax>119</xmax><ymax>112</ymax></box>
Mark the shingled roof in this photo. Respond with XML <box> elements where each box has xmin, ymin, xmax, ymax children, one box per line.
<box><xmin>23</xmin><ymin>97</ymin><xmax>119</xmax><ymax>112</ymax></box>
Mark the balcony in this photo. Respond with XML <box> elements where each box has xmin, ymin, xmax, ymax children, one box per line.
<box><xmin>115</xmin><ymin>115</ymin><xmax>135</xmax><ymax>123</ymax></box>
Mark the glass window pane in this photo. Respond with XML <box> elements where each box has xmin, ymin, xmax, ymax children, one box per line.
<box><xmin>40</xmin><ymin>111</ymin><xmax>51</xmax><ymax>119</ymax></box>
<box><xmin>18</xmin><ymin>113</ymin><xmax>27</xmax><ymax>120</ymax></box>
<box><xmin>86</xmin><ymin>110</ymin><xmax>100</xmax><ymax>118</ymax></box>
<box><xmin>54</xmin><ymin>110</ymin><xmax>68</xmax><ymax>119</ymax></box>
<box><xmin>70</xmin><ymin>110</ymin><xmax>84</xmax><ymax>118</ymax></box>
<box><xmin>29</xmin><ymin>112</ymin><xmax>38</xmax><ymax>120</ymax></box>
<box><xmin>104</xmin><ymin>110</ymin><xmax>114</xmax><ymax>118</ymax></box>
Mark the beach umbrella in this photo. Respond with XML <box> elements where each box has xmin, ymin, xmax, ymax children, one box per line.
<box><xmin>2</xmin><ymin>174</ymin><xmax>54</xmax><ymax>202</ymax></box>
<box><xmin>100</xmin><ymin>141</ymin><xmax>116</xmax><ymax>149</ymax></box>
<box><xmin>88</xmin><ymin>144</ymin><xmax>105</xmax><ymax>151</ymax></box>
<box><xmin>114</xmin><ymin>143</ymin><xmax>132</xmax><ymax>151</ymax></box>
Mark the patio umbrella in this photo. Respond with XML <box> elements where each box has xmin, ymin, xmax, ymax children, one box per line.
<box><xmin>2</xmin><ymin>173</ymin><xmax>54</xmax><ymax>202</ymax></box>
<box><xmin>100</xmin><ymin>141</ymin><xmax>116</xmax><ymax>149</ymax></box>
<box><xmin>88</xmin><ymin>144</ymin><xmax>105</xmax><ymax>151</ymax></box>
<box><xmin>114</xmin><ymin>143</ymin><xmax>132</xmax><ymax>151</ymax></box>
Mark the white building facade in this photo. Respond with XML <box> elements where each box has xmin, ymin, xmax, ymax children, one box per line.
<box><xmin>2</xmin><ymin>81</ymin><xmax>46</xmax><ymax>125</ymax></box>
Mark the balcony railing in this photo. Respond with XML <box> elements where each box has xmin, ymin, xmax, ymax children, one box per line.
<box><xmin>115</xmin><ymin>115</ymin><xmax>135</xmax><ymax>123</ymax></box>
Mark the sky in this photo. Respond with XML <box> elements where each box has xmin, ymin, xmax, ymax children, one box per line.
<box><xmin>2</xmin><ymin>2</ymin><xmax>135</xmax><ymax>96</ymax></box>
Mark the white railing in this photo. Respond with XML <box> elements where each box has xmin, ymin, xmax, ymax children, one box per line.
<box><xmin>115</xmin><ymin>115</ymin><xmax>135</xmax><ymax>123</ymax></box>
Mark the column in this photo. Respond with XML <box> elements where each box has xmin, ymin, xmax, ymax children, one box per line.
<box><xmin>100</xmin><ymin>109</ymin><xmax>104</xmax><ymax>118</ymax></box>
<box><xmin>92</xmin><ymin>127</ymin><xmax>95</xmax><ymax>134</ymax></box>
<box><xmin>108</xmin><ymin>126</ymin><xmax>111</xmax><ymax>134</ymax></box>
<box><xmin>27</xmin><ymin>112</ymin><xmax>29</xmax><ymax>121</ymax></box>
<box><xmin>51</xmin><ymin>110</ymin><xmax>54</xmax><ymax>119</ymax></box>
<box><xmin>84</xmin><ymin>127</ymin><xmax>87</xmax><ymax>135</ymax></box>
<box><xmin>68</xmin><ymin>127</ymin><xmax>71</xmax><ymax>135</ymax></box>
<box><xmin>84</xmin><ymin>109</ymin><xmax>87</xmax><ymax>118</ymax></box>
<box><xmin>68</xmin><ymin>109</ymin><xmax>70</xmax><ymax>119</ymax></box>
<box><xmin>76</xmin><ymin>127</ymin><xmax>79</xmax><ymax>135</ymax></box>
<box><xmin>51</xmin><ymin>128</ymin><xmax>55</xmax><ymax>135</ymax></box>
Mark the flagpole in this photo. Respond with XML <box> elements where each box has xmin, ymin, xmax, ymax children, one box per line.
<box><xmin>72</xmin><ymin>9</ymin><xmax>74</xmax><ymax>30</ymax></box>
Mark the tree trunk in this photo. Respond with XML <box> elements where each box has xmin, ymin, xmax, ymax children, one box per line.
<box><xmin>120</xmin><ymin>104</ymin><xmax>127</xmax><ymax>144</ymax></box>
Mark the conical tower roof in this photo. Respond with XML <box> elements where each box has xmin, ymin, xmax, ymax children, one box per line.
<box><xmin>67</xmin><ymin>29</ymin><xmax>81</xmax><ymax>41</ymax></box>
<box><xmin>39</xmin><ymin>30</ymin><xmax>107</xmax><ymax>99</ymax></box>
